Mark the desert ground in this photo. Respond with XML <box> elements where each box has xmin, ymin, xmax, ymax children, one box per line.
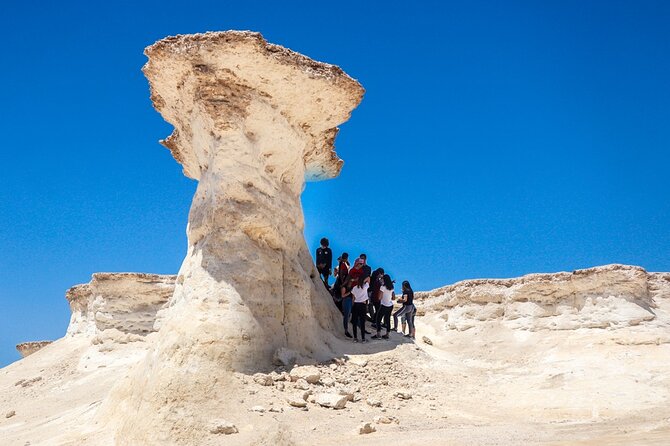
<box><xmin>2</xmin><ymin>265</ymin><xmax>669</xmax><ymax>445</ymax></box>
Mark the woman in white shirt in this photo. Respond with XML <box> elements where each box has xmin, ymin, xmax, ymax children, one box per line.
<box><xmin>350</xmin><ymin>275</ymin><xmax>370</xmax><ymax>342</ymax></box>
<box><xmin>372</xmin><ymin>274</ymin><xmax>395</xmax><ymax>339</ymax></box>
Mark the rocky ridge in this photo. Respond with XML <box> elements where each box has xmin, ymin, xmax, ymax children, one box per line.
<box><xmin>416</xmin><ymin>264</ymin><xmax>670</xmax><ymax>332</ymax></box>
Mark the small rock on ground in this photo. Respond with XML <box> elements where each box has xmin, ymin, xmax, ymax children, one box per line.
<box><xmin>359</xmin><ymin>422</ymin><xmax>376</xmax><ymax>434</ymax></box>
<box><xmin>287</xmin><ymin>396</ymin><xmax>307</xmax><ymax>408</ymax></box>
<box><xmin>366</xmin><ymin>398</ymin><xmax>382</xmax><ymax>407</ymax></box>
<box><xmin>294</xmin><ymin>378</ymin><xmax>311</xmax><ymax>390</ymax></box>
<box><xmin>394</xmin><ymin>390</ymin><xmax>412</xmax><ymax>400</ymax></box>
<box><xmin>210</xmin><ymin>420</ymin><xmax>238</xmax><ymax>435</ymax></box>
<box><xmin>374</xmin><ymin>415</ymin><xmax>399</xmax><ymax>424</ymax></box>
<box><xmin>253</xmin><ymin>373</ymin><xmax>273</xmax><ymax>386</ymax></box>
<box><xmin>315</xmin><ymin>393</ymin><xmax>348</xmax><ymax>409</ymax></box>
<box><xmin>289</xmin><ymin>365</ymin><xmax>321</xmax><ymax>384</ymax></box>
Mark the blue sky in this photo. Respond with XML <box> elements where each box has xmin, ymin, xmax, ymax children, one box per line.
<box><xmin>1</xmin><ymin>0</ymin><xmax>668</xmax><ymax>367</ymax></box>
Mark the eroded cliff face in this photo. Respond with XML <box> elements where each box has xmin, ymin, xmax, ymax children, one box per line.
<box><xmin>417</xmin><ymin>264</ymin><xmax>669</xmax><ymax>332</ymax></box>
<box><xmin>65</xmin><ymin>273</ymin><xmax>176</xmax><ymax>342</ymax></box>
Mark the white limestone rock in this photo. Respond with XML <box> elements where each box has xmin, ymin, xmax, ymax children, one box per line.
<box><xmin>419</xmin><ymin>265</ymin><xmax>659</xmax><ymax>331</ymax></box>
<box><xmin>96</xmin><ymin>30</ymin><xmax>364</xmax><ymax>443</ymax></box>
<box><xmin>290</xmin><ymin>366</ymin><xmax>321</xmax><ymax>384</ymax></box>
<box><xmin>65</xmin><ymin>273</ymin><xmax>176</xmax><ymax>339</ymax></box>
<box><xmin>253</xmin><ymin>373</ymin><xmax>273</xmax><ymax>386</ymax></box>
<box><xmin>315</xmin><ymin>393</ymin><xmax>348</xmax><ymax>409</ymax></box>
<box><xmin>287</xmin><ymin>396</ymin><xmax>307</xmax><ymax>408</ymax></box>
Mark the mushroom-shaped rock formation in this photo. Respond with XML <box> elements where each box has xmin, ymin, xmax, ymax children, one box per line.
<box><xmin>98</xmin><ymin>31</ymin><xmax>363</xmax><ymax>442</ymax></box>
<box><xmin>143</xmin><ymin>31</ymin><xmax>363</xmax><ymax>369</ymax></box>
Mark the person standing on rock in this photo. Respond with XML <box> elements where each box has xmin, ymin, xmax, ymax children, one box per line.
<box><xmin>350</xmin><ymin>275</ymin><xmax>371</xmax><ymax>342</ymax></box>
<box><xmin>372</xmin><ymin>274</ymin><xmax>395</xmax><ymax>339</ymax></box>
<box><xmin>316</xmin><ymin>238</ymin><xmax>333</xmax><ymax>289</ymax></box>
<box><xmin>340</xmin><ymin>277</ymin><xmax>354</xmax><ymax>338</ymax></box>
<box><xmin>393</xmin><ymin>280</ymin><xmax>416</xmax><ymax>339</ymax></box>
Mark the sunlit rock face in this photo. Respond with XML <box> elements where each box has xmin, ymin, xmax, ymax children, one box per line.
<box><xmin>98</xmin><ymin>31</ymin><xmax>364</xmax><ymax>443</ymax></box>
<box><xmin>141</xmin><ymin>31</ymin><xmax>364</xmax><ymax>371</ymax></box>
<box><xmin>417</xmin><ymin>264</ymin><xmax>668</xmax><ymax>331</ymax></box>
<box><xmin>65</xmin><ymin>273</ymin><xmax>176</xmax><ymax>341</ymax></box>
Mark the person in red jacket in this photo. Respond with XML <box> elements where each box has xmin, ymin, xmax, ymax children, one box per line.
<box><xmin>348</xmin><ymin>257</ymin><xmax>365</xmax><ymax>281</ymax></box>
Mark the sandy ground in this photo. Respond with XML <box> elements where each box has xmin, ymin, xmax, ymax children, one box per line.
<box><xmin>2</xmin><ymin>308</ymin><xmax>670</xmax><ymax>446</ymax></box>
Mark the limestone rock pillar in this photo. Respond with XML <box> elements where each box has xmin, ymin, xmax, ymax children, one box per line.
<box><xmin>142</xmin><ymin>31</ymin><xmax>363</xmax><ymax>371</ymax></box>
<box><xmin>98</xmin><ymin>32</ymin><xmax>363</xmax><ymax>443</ymax></box>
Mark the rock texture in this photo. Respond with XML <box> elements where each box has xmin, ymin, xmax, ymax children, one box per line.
<box><xmin>15</xmin><ymin>341</ymin><xmax>53</xmax><ymax>358</ymax></box>
<box><xmin>65</xmin><ymin>273</ymin><xmax>176</xmax><ymax>341</ymax></box>
<box><xmin>2</xmin><ymin>30</ymin><xmax>670</xmax><ymax>446</ymax></box>
<box><xmin>97</xmin><ymin>31</ymin><xmax>364</xmax><ymax>444</ymax></box>
<box><xmin>139</xmin><ymin>31</ymin><xmax>363</xmax><ymax>369</ymax></box>
<box><xmin>1</xmin><ymin>263</ymin><xmax>670</xmax><ymax>445</ymax></box>
<box><xmin>417</xmin><ymin>264</ymin><xmax>663</xmax><ymax>331</ymax></box>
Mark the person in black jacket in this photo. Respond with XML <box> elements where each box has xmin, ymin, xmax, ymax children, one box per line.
<box><xmin>315</xmin><ymin>238</ymin><xmax>333</xmax><ymax>288</ymax></box>
<box><xmin>359</xmin><ymin>253</ymin><xmax>372</xmax><ymax>279</ymax></box>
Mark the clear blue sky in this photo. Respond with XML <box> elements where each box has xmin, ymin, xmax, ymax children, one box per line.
<box><xmin>1</xmin><ymin>1</ymin><xmax>668</xmax><ymax>367</ymax></box>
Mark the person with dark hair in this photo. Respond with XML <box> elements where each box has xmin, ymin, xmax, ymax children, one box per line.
<box><xmin>372</xmin><ymin>274</ymin><xmax>395</xmax><ymax>339</ymax></box>
<box><xmin>340</xmin><ymin>276</ymin><xmax>354</xmax><ymax>338</ymax></box>
<box><xmin>393</xmin><ymin>280</ymin><xmax>416</xmax><ymax>339</ymax></box>
<box><xmin>368</xmin><ymin>267</ymin><xmax>384</xmax><ymax>328</ymax></box>
<box><xmin>359</xmin><ymin>253</ymin><xmax>372</xmax><ymax>279</ymax></box>
<box><xmin>350</xmin><ymin>275</ymin><xmax>370</xmax><ymax>342</ymax></box>
<box><xmin>337</xmin><ymin>253</ymin><xmax>350</xmax><ymax>284</ymax></box>
<box><xmin>315</xmin><ymin>238</ymin><xmax>333</xmax><ymax>288</ymax></box>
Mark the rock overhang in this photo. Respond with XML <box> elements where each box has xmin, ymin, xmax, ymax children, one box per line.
<box><xmin>143</xmin><ymin>31</ymin><xmax>364</xmax><ymax>182</ymax></box>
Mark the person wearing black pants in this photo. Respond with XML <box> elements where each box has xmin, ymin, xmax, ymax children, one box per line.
<box><xmin>351</xmin><ymin>301</ymin><xmax>368</xmax><ymax>342</ymax></box>
<box><xmin>350</xmin><ymin>275</ymin><xmax>370</xmax><ymax>342</ymax></box>
<box><xmin>368</xmin><ymin>268</ymin><xmax>384</xmax><ymax>328</ymax></box>
<box><xmin>372</xmin><ymin>274</ymin><xmax>395</xmax><ymax>339</ymax></box>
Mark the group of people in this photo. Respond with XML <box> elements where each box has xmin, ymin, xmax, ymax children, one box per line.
<box><xmin>315</xmin><ymin>238</ymin><xmax>417</xmax><ymax>343</ymax></box>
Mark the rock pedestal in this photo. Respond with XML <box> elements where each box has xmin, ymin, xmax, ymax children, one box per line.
<box><xmin>100</xmin><ymin>31</ymin><xmax>363</xmax><ymax>443</ymax></box>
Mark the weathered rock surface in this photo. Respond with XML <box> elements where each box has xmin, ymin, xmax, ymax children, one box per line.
<box><xmin>289</xmin><ymin>365</ymin><xmax>321</xmax><ymax>384</ymax></box>
<box><xmin>1</xmin><ymin>263</ymin><xmax>670</xmax><ymax>445</ymax></box>
<box><xmin>96</xmin><ymin>30</ymin><xmax>363</xmax><ymax>444</ymax></box>
<box><xmin>65</xmin><ymin>273</ymin><xmax>176</xmax><ymax>339</ymax></box>
<box><xmin>417</xmin><ymin>264</ymin><xmax>663</xmax><ymax>331</ymax></box>
<box><xmin>15</xmin><ymin>341</ymin><xmax>53</xmax><ymax>358</ymax></box>
<box><xmin>287</xmin><ymin>395</ymin><xmax>307</xmax><ymax>408</ymax></box>
<box><xmin>314</xmin><ymin>393</ymin><xmax>348</xmax><ymax>409</ymax></box>
<box><xmin>1</xmin><ymin>29</ymin><xmax>670</xmax><ymax>446</ymax></box>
